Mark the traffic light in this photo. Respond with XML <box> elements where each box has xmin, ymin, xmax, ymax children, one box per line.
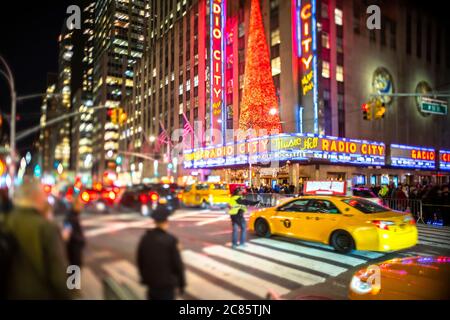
<box><xmin>362</xmin><ymin>103</ymin><xmax>372</xmax><ymax>120</ymax></box>
<box><xmin>118</xmin><ymin>108</ymin><xmax>127</xmax><ymax>125</ymax></box>
<box><xmin>375</xmin><ymin>101</ymin><xmax>386</xmax><ymax>119</ymax></box>
<box><xmin>108</xmin><ymin>108</ymin><xmax>119</xmax><ymax>124</ymax></box>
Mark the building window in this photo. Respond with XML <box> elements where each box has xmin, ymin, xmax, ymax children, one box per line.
<box><xmin>337</xmin><ymin>37</ymin><xmax>343</xmax><ymax>53</ymax></box>
<box><xmin>436</xmin><ymin>26</ymin><xmax>441</xmax><ymax>65</ymax></box>
<box><xmin>271</xmin><ymin>57</ymin><xmax>281</xmax><ymax>76</ymax></box>
<box><xmin>390</xmin><ymin>21</ymin><xmax>397</xmax><ymax>50</ymax></box>
<box><xmin>334</xmin><ymin>8</ymin><xmax>343</xmax><ymax>26</ymax></box>
<box><xmin>416</xmin><ymin>17</ymin><xmax>422</xmax><ymax>58</ymax></box>
<box><xmin>406</xmin><ymin>13</ymin><xmax>411</xmax><ymax>55</ymax></box>
<box><xmin>336</xmin><ymin>65</ymin><xmax>344</xmax><ymax>82</ymax></box>
<box><xmin>380</xmin><ymin>18</ymin><xmax>386</xmax><ymax>46</ymax></box>
<box><xmin>337</xmin><ymin>94</ymin><xmax>345</xmax><ymax>137</ymax></box>
<box><xmin>321</xmin><ymin>3</ymin><xmax>329</xmax><ymax>18</ymax></box>
<box><xmin>322</xmin><ymin>32</ymin><xmax>330</xmax><ymax>49</ymax></box>
<box><xmin>271</xmin><ymin>29</ymin><xmax>281</xmax><ymax>46</ymax></box>
<box><xmin>369</xmin><ymin>29</ymin><xmax>376</xmax><ymax>43</ymax></box>
<box><xmin>426</xmin><ymin>21</ymin><xmax>432</xmax><ymax>62</ymax></box>
<box><xmin>322</xmin><ymin>61</ymin><xmax>330</xmax><ymax>78</ymax></box>
<box><xmin>352</xmin><ymin>0</ymin><xmax>360</xmax><ymax>34</ymax></box>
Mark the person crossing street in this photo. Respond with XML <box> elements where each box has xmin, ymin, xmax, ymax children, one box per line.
<box><xmin>227</xmin><ymin>188</ymin><xmax>259</xmax><ymax>249</ymax></box>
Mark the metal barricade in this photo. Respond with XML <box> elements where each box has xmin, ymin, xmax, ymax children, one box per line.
<box><xmin>245</xmin><ymin>193</ymin><xmax>299</xmax><ymax>208</ymax></box>
<box><xmin>381</xmin><ymin>198</ymin><xmax>424</xmax><ymax>224</ymax></box>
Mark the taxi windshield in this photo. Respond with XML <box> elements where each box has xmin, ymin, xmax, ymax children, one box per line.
<box><xmin>196</xmin><ymin>184</ymin><xmax>209</xmax><ymax>190</ymax></box>
<box><xmin>342</xmin><ymin>198</ymin><xmax>388</xmax><ymax>214</ymax></box>
<box><xmin>213</xmin><ymin>184</ymin><xmax>228</xmax><ymax>190</ymax></box>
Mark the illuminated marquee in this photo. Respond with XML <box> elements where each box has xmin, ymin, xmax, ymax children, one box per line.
<box><xmin>210</xmin><ymin>0</ymin><xmax>226</xmax><ymax>140</ymax></box>
<box><xmin>295</xmin><ymin>0</ymin><xmax>319</xmax><ymax>133</ymax></box>
<box><xmin>390</xmin><ymin>144</ymin><xmax>436</xmax><ymax>169</ymax></box>
<box><xmin>440</xmin><ymin>150</ymin><xmax>450</xmax><ymax>171</ymax></box>
<box><xmin>183</xmin><ymin>133</ymin><xmax>386</xmax><ymax>168</ymax></box>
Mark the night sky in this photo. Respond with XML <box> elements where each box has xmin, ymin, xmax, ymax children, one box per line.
<box><xmin>0</xmin><ymin>0</ymin><xmax>75</xmax><ymax>155</ymax></box>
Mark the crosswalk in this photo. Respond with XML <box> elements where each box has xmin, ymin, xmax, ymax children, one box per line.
<box><xmin>78</xmin><ymin>212</ymin><xmax>450</xmax><ymax>300</ymax></box>
<box><xmin>417</xmin><ymin>224</ymin><xmax>450</xmax><ymax>250</ymax></box>
<box><xmin>83</xmin><ymin>236</ymin><xmax>395</xmax><ymax>300</ymax></box>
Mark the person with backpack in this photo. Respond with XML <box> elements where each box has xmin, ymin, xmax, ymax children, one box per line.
<box><xmin>0</xmin><ymin>178</ymin><xmax>73</xmax><ymax>300</ymax></box>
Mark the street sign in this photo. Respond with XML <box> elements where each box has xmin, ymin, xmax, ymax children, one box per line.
<box><xmin>420</xmin><ymin>97</ymin><xmax>448</xmax><ymax>115</ymax></box>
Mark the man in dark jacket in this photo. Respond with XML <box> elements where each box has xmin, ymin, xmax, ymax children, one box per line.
<box><xmin>63</xmin><ymin>196</ymin><xmax>86</xmax><ymax>267</ymax></box>
<box><xmin>4</xmin><ymin>178</ymin><xmax>73</xmax><ymax>300</ymax></box>
<box><xmin>137</xmin><ymin>205</ymin><xmax>185</xmax><ymax>300</ymax></box>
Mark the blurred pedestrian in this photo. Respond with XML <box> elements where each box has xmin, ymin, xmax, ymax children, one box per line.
<box><xmin>63</xmin><ymin>196</ymin><xmax>86</xmax><ymax>268</ymax></box>
<box><xmin>2</xmin><ymin>178</ymin><xmax>73</xmax><ymax>300</ymax></box>
<box><xmin>227</xmin><ymin>188</ymin><xmax>259</xmax><ymax>249</ymax></box>
<box><xmin>0</xmin><ymin>189</ymin><xmax>12</xmax><ymax>216</ymax></box>
<box><xmin>137</xmin><ymin>205</ymin><xmax>186</xmax><ymax>300</ymax></box>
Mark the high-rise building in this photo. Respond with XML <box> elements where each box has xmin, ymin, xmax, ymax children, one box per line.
<box><xmin>70</xmin><ymin>1</ymin><xmax>95</xmax><ymax>184</ymax></box>
<box><xmin>92</xmin><ymin>0</ymin><xmax>149</xmax><ymax>182</ymax></box>
<box><xmin>127</xmin><ymin>0</ymin><xmax>450</xmax><ymax>186</ymax></box>
<box><xmin>55</xmin><ymin>21</ymin><xmax>75</xmax><ymax>171</ymax></box>
<box><xmin>39</xmin><ymin>73</ymin><xmax>59</xmax><ymax>174</ymax></box>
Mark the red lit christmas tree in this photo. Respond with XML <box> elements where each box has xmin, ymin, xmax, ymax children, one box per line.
<box><xmin>238</xmin><ymin>0</ymin><xmax>282</xmax><ymax>133</ymax></box>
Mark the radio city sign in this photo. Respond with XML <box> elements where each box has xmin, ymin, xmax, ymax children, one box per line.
<box><xmin>210</xmin><ymin>0</ymin><xmax>226</xmax><ymax>135</ymax></box>
<box><xmin>183</xmin><ymin>133</ymin><xmax>386</xmax><ymax>168</ymax></box>
<box><xmin>440</xmin><ymin>150</ymin><xmax>450</xmax><ymax>171</ymax></box>
<box><xmin>296</xmin><ymin>0</ymin><xmax>316</xmax><ymax>96</ymax></box>
<box><xmin>390</xmin><ymin>144</ymin><xmax>436</xmax><ymax>169</ymax></box>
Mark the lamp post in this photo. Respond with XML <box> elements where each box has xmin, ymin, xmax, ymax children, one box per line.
<box><xmin>0</xmin><ymin>56</ymin><xmax>16</xmax><ymax>198</ymax></box>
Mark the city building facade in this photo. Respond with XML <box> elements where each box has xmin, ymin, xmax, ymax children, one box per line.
<box><xmin>92</xmin><ymin>0</ymin><xmax>149</xmax><ymax>182</ymax></box>
<box><xmin>124</xmin><ymin>0</ymin><xmax>450</xmax><ymax>187</ymax></box>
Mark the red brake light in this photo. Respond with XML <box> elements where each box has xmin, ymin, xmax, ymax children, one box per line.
<box><xmin>150</xmin><ymin>192</ymin><xmax>159</xmax><ymax>202</ymax></box>
<box><xmin>372</xmin><ymin>220</ymin><xmax>395</xmax><ymax>230</ymax></box>
<box><xmin>139</xmin><ymin>194</ymin><xmax>149</xmax><ymax>204</ymax></box>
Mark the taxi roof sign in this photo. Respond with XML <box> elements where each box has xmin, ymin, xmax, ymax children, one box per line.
<box><xmin>304</xmin><ymin>181</ymin><xmax>347</xmax><ymax>196</ymax></box>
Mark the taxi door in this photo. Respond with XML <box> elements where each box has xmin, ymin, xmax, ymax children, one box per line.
<box><xmin>271</xmin><ymin>199</ymin><xmax>310</xmax><ymax>236</ymax></box>
<box><xmin>299</xmin><ymin>199</ymin><xmax>343</xmax><ymax>242</ymax></box>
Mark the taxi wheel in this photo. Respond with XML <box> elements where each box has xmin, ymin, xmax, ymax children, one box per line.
<box><xmin>255</xmin><ymin>218</ymin><xmax>271</xmax><ymax>238</ymax></box>
<box><xmin>330</xmin><ymin>231</ymin><xmax>355</xmax><ymax>254</ymax></box>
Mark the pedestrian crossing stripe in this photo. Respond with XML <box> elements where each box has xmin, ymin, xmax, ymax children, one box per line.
<box><xmin>417</xmin><ymin>229</ymin><xmax>450</xmax><ymax>239</ymax></box>
<box><xmin>294</xmin><ymin>240</ymin><xmax>386</xmax><ymax>259</ymax></box>
<box><xmin>182</xmin><ymin>250</ymin><xmax>291</xmax><ymax>299</ymax></box>
<box><xmin>250</xmin><ymin>238</ymin><xmax>367</xmax><ymax>267</ymax></box>
<box><xmin>203</xmin><ymin>245</ymin><xmax>327</xmax><ymax>285</ymax></box>
<box><xmin>102</xmin><ymin>260</ymin><xmax>147</xmax><ymax>299</ymax></box>
<box><xmin>418</xmin><ymin>235</ymin><xmax>450</xmax><ymax>245</ymax></box>
<box><xmin>418</xmin><ymin>240</ymin><xmax>450</xmax><ymax>250</ymax></box>
<box><xmin>186</xmin><ymin>270</ymin><xmax>244</xmax><ymax>300</ymax></box>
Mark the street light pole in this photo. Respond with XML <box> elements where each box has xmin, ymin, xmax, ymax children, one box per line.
<box><xmin>0</xmin><ymin>55</ymin><xmax>16</xmax><ymax>198</ymax></box>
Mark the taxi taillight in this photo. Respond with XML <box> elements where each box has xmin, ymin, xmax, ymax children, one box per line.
<box><xmin>372</xmin><ymin>220</ymin><xmax>395</xmax><ymax>230</ymax></box>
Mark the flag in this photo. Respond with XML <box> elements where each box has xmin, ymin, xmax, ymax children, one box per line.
<box><xmin>182</xmin><ymin>113</ymin><xmax>194</xmax><ymax>139</ymax></box>
<box><xmin>155</xmin><ymin>121</ymin><xmax>171</xmax><ymax>152</ymax></box>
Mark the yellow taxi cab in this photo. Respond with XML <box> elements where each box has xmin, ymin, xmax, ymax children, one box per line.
<box><xmin>181</xmin><ymin>183</ymin><xmax>231</xmax><ymax>209</ymax></box>
<box><xmin>248</xmin><ymin>194</ymin><xmax>418</xmax><ymax>253</ymax></box>
<box><xmin>349</xmin><ymin>256</ymin><xmax>450</xmax><ymax>299</ymax></box>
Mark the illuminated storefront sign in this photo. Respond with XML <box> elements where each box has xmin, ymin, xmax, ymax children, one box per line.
<box><xmin>390</xmin><ymin>144</ymin><xmax>436</xmax><ymax>169</ymax></box>
<box><xmin>440</xmin><ymin>150</ymin><xmax>450</xmax><ymax>171</ymax></box>
<box><xmin>183</xmin><ymin>133</ymin><xmax>385</xmax><ymax>168</ymax></box>
<box><xmin>295</xmin><ymin>0</ymin><xmax>319</xmax><ymax>133</ymax></box>
<box><xmin>210</xmin><ymin>0</ymin><xmax>226</xmax><ymax>142</ymax></box>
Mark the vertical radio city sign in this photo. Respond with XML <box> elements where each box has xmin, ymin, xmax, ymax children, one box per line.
<box><xmin>295</xmin><ymin>0</ymin><xmax>319</xmax><ymax>134</ymax></box>
<box><xmin>210</xmin><ymin>0</ymin><xmax>226</xmax><ymax>144</ymax></box>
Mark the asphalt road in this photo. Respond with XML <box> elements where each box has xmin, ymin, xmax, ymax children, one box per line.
<box><xmin>75</xmin><ymin>208</ymin><xmax>450</xmax><ymax>300</ymax></box>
